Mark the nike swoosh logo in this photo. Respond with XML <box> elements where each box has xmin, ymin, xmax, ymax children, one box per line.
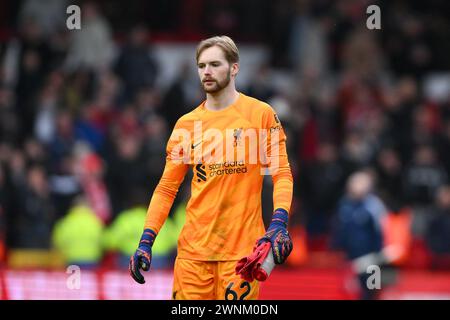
<box><xmin>191</xmin><ymin>141</ymin><xmax>202</xmax><ymax>149</ymax></box>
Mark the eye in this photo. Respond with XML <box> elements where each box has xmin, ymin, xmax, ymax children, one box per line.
<box><xmin>198</xmin><ymin>63</ymin><xmax>205</xmax><ymax>69</ymax></box>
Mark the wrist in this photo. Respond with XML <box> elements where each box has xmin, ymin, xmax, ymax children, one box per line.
<box><xmin>268</xmin><ymin>209</ymin><xmax>289</xmax><ymax>230</ymax></box>
<box><xmin>138</xmin><ymin>228</ymin><xmax>157</xmax><ymax>251</ymax></box>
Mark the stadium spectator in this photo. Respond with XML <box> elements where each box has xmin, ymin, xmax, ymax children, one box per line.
<box><xmin>403</xmin><ymin>144</ymin><xmax>447</xmax><ymax>209</ymax></box>
<box><xmin>63</xmin><ymin>69</ymin><xmax>95</xmax><ymax>112</ymax></box>
<box><xmin>18</xmin><ymin>0</ymin><xmax>69</xmax><ymax>37</ymax></box>
<box><xmin>48</xmin><ymin>110</ymin><xmax>76</xmax><ymax>172</ymax></box>
<box><xmin>102</xmin><ymin>191</ymin><xmax>148</xmax><ymax>269</ymax></box>
<box><xmin>425</xmin><ymin>185</ymin><xmax>450</xmax><ymax>268</ymax></box>
<box><xmin>24</xmin><ymin>138</ymin><xmax>47</xmax><ymax>165</ymax></box>
<box><xmin>103</xmin><ymin>190</ymin><xmax>181</xmax><ymax>270</ymax></box>
<box><xmin>74</xmin><ymin>104</ymin><xmax>106</xmax><ymax>154</ymax></box>
<box><xmin>105</xmin><ymin>132</ymin><xmax>148</xmax><ymax>216</ymax></box>
<box><xmin>383</xmin><ymin>77</ymin><xmax>418</xmax><ymax>161</ymax></box>
<box><xmin>48</xmin><ymin>152</ymin><xmax>80</xmax><ymax>221</ymax></box>
<box><xmin>374</xmin><ymin>147</ymin><xmax>405</xmax><ymax>212</ymax></box>
<box><xmin>0</xmin><ymin>84</ymin><xmax>20</xmax><ymax>145</ymax></box>
<box><xmin>245</xmin><ymin>64</ymin><xmax>276</xmax><ymax>103</ymax></box>
<box><xmin>437</xmin><ymin>118</ymin><xmax>450</xmax><ymax>176</ymax></box>
<box><xmin>266</xmin><ymin>0</ymin><xmax>295</xmax><ymax>68</ymax></box>
<box><xmin>52</xmin><ymin>197</ymin><xmax>104</xmax><ymax>269</ymax></box>
<box><xmin>64</xmin><ymin>1</ymin><xmax>116</xmax><ymax>73</ymax></box>
<box><xmin>6</xmin><ymin>17</ymin><xmax>52</xmax><ymax>140</ymax></box>
<box><xmin>33</xmin><ymin>82</ymin><xmax>60</xmax><ymax>145</ymax></box>
<box><xmin>384</xmin><ymin>12</ymin><xmax>433</xmax><ymax>78</ymax></box>
<box><xmin>288</xmin><ymin>2</ymin><xmax>329</xmax><ymax>78</ymax></box>
<box><xmin>73</xmin><ymin>143</ymin><xmax>112</xmax><ymax>223</ymax></box>
<box><xmin>81</xmin><ymin>71</ymin><xmax>121</xmax><ymax>137</ymax></box>
<box><xmin>299</xmin><ymin>141</ymin><xmax>347</xmax><ymax>236</ymax></box>
<box><xmin>10</xmin><ymin>165</ymin><xmax>55</xmax><ymax>249</ymax></box>
<box><xmin>332</xmin><ymin>171</ymin><xmax>387</xmax><ymax>300</ymax></box>
<box><xmin>141</xmin><ymin>114</ymin><xmax>170</xmax><ymax>193</ymax></box>
<box><xmin>340</xmin><ymin>130</ymin><xmax>374</xmax><ymax>171</ymax></box>
<box><xmin>134</xmin><ymin>86</ymin><xmax>161</xmax><ymax>123</ymax></box>
<box><xmin>161</xmin><ymin>62</ymin><xmax>202</xmax><ymax>129</ymax></box>
<box><xmin>407</xmin><ymin>104</ymin><xmax>442</xmax><ymax>153</ymax></box>
<box><xmin>114</xmin><ymin>24</ymin><xmax>159</xmax><ymax>102</ymax></box>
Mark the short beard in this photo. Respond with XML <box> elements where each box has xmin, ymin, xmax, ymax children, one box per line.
<box><xmin>202</xmin><ymin>69</ymin><xmax>231</xmax><ymax>94</ymax></box>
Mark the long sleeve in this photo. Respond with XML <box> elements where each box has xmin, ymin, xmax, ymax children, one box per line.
<box><xmin>263</xmin><ymin>107</ymin><xmax>293</xmax><ymax>214</ymax></box>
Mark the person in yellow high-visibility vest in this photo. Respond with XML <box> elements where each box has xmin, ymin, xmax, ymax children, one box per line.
<box><xmin>52</xmin><ymin>198</ymin><xmax>104</xmax><ymax>269</ymax></box>
<box><xmin>103</xmin><ymin>201</ymin><xmax>186</xmax><ymax>269</ymax></box>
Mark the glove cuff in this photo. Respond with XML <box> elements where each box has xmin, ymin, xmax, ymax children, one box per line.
<box><xmin>138</xmin><ymin>228</ymin><xmax>157</xmax><ymax>250</ymax></box>
<box><xmin>268</xmin><ymin>208</ymin><xmax>289</xmax><ymax>230</ymax></box>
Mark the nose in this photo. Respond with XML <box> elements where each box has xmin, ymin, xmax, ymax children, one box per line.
<box><xmin>203</xmin><ymin>65</ymin><xmax>212</xmax><ymax>75</ymax></box>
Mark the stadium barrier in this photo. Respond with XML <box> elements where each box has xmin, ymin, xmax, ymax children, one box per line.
<box><xmin>1</xmin><ymin>266</ymin><xmax>449</xmax><ymax>300</ymax></box>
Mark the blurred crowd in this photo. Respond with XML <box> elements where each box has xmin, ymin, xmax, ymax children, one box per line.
<box><xmin>0</xmin><ymin>0</ymin><xmax>449</xmax><ymax>272</ymax></box>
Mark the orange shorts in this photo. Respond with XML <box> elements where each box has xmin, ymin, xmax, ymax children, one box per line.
<box><xmin>172</xmin><ymin>258</ymin><xmax>260</xmax><ymax>300</ymax></box>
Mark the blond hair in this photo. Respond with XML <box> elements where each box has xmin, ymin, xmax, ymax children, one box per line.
<box><xmin>196</xmin><ymin>36</ymin><xmax>239</xmax><ymax>64</ymax></box>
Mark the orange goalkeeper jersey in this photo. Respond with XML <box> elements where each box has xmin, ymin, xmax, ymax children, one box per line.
<box><xmin>144</xmin><ymin>92</ymin><xmax>293</xmax><ymax>261</ymax></box>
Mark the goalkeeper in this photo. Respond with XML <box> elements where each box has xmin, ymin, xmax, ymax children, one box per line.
<box><xmin>129</xmin><ymin>36</ymin><xmax>293</xmax><ymax>300</ymax></box>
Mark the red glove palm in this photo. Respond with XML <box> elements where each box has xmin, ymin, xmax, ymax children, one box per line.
<box><xmin>235</xmin><ymin>241</ymin><xmax>272</xmax><ymax>282</ymax></box>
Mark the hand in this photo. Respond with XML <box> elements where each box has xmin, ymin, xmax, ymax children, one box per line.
<box><xmin>129</xmin><ymin>229</ymin><xmax>156</xmax><ymax>284</ymax></box>
<box><xmin>257</xmin><ymin>209</ymin><xmax>293</xmax><ymax>265</ymax></box>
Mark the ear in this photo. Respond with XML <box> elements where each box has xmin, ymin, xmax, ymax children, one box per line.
<box><xmin>231</xmin><ymin>63</ymin><xmax>239</xmax><ymax>77</ymax></box>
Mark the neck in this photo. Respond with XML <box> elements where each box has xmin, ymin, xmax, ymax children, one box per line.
<box><xmin>205</xmin><ymin>85</ymin><xmax>239</xmax><ymax>111</ymax></box>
